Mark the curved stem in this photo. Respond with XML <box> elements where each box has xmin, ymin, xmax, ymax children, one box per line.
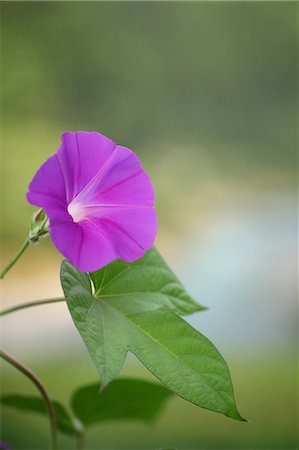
<box><xmin>0</xmin><ymin>298</ymin><xmax>65</xmax><ymax>317</ymax></box>
<box><xmin>0</xmin><ymin>348</ymin><xmax>58</xmax><ymax>449</ymax></box>
<box><xmin>0</xmin><ymin>238</ymin><xmax>29</xmax><ymax>279</ymax></box>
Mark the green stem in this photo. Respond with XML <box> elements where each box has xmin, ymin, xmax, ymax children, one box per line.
<box><xmin>1</xmin><ymin>208</ymin><xmax>49</xmax><ymax>280</ymax></box>
<box><xmin>0</xmin><ymin>298</ymin><xmax>65</xmax><ymax>317</ymax></box>
<box><xmin>76</xmin><ymin>430</ymin><xmax>85</xmax><ymax>450</ymax></box>
<box><xmin>0</xmin><ymin>348</ymin><xmax>58</xmax><ymax>450</ymax></box>
<box><xmin>0</xmin><ymin>238</ymin><xmax>30</xmax><ymax>279</ymax></box>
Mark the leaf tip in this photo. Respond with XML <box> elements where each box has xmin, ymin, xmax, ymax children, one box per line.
<box><xmin>238</xmin><ymin>414</ymin><xmax>249</xmax><ymax>423</ymax></box>
<box><xmin>199</xmin><ymin>304</ymin><xmax>209</xmax><ymax>312</ymax></box>
<box><xmin>227</xmin><ymin>408</ymin><xmax>248</xmax><ymax>422</ymax></box>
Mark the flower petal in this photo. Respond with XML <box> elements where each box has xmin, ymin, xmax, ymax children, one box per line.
<box><xmin>49</xmin><ymin>220</ymin><xmax>118</xmax><ymax>272</ymax></box>
<box><xmin>95</xmin><ymin>164</ymin><xmax>154</xmax><ymax>207</ymax></box>
<box><xmin>72</xmin><ymin>146</ymin><xmax>148</xmax><ymax>206</ymax></box>
<box><xmin>87</xmin><ymin>206</ymin><xmax>158</xmax><ymax>262</ymax></box>
<box><xmin>58</xmin><ymin>131</ymin><xmax>116</xmax><ymax>202</ymax></box>
<box><xmin>26</xmin><ymin>154</ymin><xmax>66</xmax><ymax>210</ymax></box>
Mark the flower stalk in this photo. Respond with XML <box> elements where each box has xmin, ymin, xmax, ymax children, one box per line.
<box><xmin>0</xmin><ymin>209</ymin><xmax>48</xmax><ymax>279</ymax></box>
<box><xmin>0</xmin><ymin>238</ymin><xmax>30</xmax><ymax>279</ymax></box>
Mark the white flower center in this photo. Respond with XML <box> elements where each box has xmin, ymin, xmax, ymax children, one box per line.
<box><xmin>67</xmin><ymin>201</ymin><xmax>87</xmax><ymax>223</ymax></box>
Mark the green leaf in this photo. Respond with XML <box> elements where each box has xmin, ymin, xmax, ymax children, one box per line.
<box><xmin>71</xmin><ymin>378</ymin><xmax>173</xmax><ymax>426</ymax></box>
<box><xmin>0</xmin><ymin>394</ymin><xmax>77</xmax><ymax>436</ymax></box>
<box><xmin>61</xmin><ymin>251</ymin><xmax>245</xmax><ymax>421</ymax></box>
<box><xmin>90</xmin><ymin>248</ymin><xmax>205</xmax><ymax>316</ymax></box>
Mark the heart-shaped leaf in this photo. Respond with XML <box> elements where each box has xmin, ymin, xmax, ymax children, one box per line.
<box><xmin>61</xmin><ymin>249</ymin><xmax>244</xmax><ymax>421</ymax></box>
<box><xmin>71</xmin><ymin>378</ymin><xmax>173</xmax><ymax>426</ymax></box>
<box><xmin>90</xmin><ymin>248</ymin><xmax>205</xmax><ymax>316</ymax></box>
<box><xmin>0</xmin><ymin>394</ymin><xmax>77</xmax><ymax>436</ymax></box>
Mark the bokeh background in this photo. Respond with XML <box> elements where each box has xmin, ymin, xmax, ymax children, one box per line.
<box><xmin>1</xmin><ymin>2</ymin><xmax>297</xmax><ymax>449</ymax></box>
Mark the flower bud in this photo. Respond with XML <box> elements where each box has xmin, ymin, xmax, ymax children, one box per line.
<box><xmin>29</xmin><ymin>209</ymin><xmax>49</xmax><ymax>244</ymax></box>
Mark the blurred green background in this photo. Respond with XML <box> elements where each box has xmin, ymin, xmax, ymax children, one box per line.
<box><xmin>1</xmin><ymin>2</ymin><xmax>297</xmax><ymax>449</ymax></box>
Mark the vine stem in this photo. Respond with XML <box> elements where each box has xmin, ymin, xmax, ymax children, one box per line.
<box><xmin>0</xmin><ymin>238</ymin><xmax>30</xmax><ymax>279</ymax></box>
<box><xmin>0</xmin><ymin>298</ymin><xmax>65</xmax><ymax>317</ymax></box>
<box><xmin>0</xmin><ymin>348</ymin><xmax>58</xmax><ymax>450</ymax></box>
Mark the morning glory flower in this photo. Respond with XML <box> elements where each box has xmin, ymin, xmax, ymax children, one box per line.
<box><xmin>27</xmin><ymin>131</ymin><xmax>157</xmax><ymax>272</ymax></box>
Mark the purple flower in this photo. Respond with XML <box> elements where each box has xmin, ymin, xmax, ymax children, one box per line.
<box><xmin>27</xmin><ymin>131</ymin><xmax>157</xmax><ymax>272</ymax></box>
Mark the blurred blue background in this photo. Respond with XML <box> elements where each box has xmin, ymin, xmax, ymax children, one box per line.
<box><xmin>1</xmin><ymin>2</ymin><xmax>297</xmax><ymax>449</ymax></box>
